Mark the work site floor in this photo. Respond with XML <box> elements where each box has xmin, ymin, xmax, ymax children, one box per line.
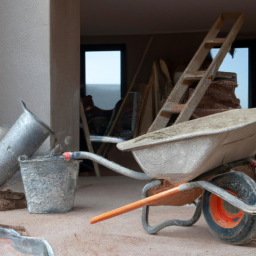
<box><xmin>0</xmin><ymin>176</ymin><xmax>256</xmax><ymax>255</ymax></box>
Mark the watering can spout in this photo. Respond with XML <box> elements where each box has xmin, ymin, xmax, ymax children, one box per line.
<box><xmin>20</xmin><ymin>100</ymin><xmax>55</xmax><ymax>134</ymax></box>
<box><xmin>0</xmin><ymin>101</ymin><xmax>55</xmax><ymax>187</ymax></box>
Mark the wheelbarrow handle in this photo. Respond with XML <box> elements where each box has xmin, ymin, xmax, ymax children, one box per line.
<box><xmin>91</xmin><ymin>186</ymin><xmax>180</xmax><ymax>224</ymax></box>
<box><xmin>90</xmin><ymin>180</ymin><xmax>256</xmax><ymax>224</ymax></box>
<box><xmin>63</xmin><ymin>152</ymin><xmax>152</xmax><ymax>181</ymax></box>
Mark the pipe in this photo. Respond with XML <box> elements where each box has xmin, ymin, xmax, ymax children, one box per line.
<box><xmin>63</xmin><ymin>152</ymin><xmax>152</xmax><ymax>181</ymax></box>
<box><xmin>89</xmin><ymin>136</ymin><xmax>126</xmax><ymax>144</ymax></box>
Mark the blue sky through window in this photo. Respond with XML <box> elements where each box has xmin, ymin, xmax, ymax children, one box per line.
<box><xmin>85</xmin><ymin>51</ymin><xmax>121</xmax><ymax>109</ymax></box>
<box><xmin>211</xmin><ymin>48</ymin><xmax>248</xmax><ymax>109</ymax></box>
<box><xmin>85</xmin><ymin>51</ymin><xmax>121</xmax><ymax>84</ymax></box>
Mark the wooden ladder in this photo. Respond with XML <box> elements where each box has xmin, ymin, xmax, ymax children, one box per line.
<box><xmin>148</xmin><ymin>12</ymin><xmax>244</xmax><ymax>133</ymax></box>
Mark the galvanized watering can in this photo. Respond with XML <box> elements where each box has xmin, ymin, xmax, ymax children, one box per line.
<box><xmin>0</xmin><ymin>101</ymin><xmax>54</xmax><ymax>187</ymax></box>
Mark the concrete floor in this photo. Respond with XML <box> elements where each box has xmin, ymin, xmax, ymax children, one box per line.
<box><xmin>0</xmin><ymin>176</ymin><xmax>256</xmax><ymax>255</ymax></box>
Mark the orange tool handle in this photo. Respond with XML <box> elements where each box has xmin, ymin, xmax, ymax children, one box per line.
<box><xmin>90</xmin><ymin>186</ymin><xmax>180</xmax><ymax>224</ymax></box>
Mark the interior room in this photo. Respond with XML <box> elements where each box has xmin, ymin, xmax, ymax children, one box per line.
<box><xmin>0</xmin><ymin>1</ymin><xmax>256</xmax><ymax>255</ymax></box>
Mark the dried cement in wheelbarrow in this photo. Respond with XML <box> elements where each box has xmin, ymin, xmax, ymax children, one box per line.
<box><xmin>19</xmin><ymin>155</ymin><xmax>79</xmax><ymax>214</ymax></box>
<box><xmin>118</xmin><ymin>108</ymin><xmax>256</xmax><ymax>184</ymax></box>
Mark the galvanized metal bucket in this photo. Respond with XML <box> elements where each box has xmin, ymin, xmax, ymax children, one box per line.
<box><xmin>19</xmin><ymin>155</ymin><xmax>79</xmax><ymax>214</ymax></box>
<box><xmin>0</xmin><ymin>101</ymin><xmax>54</xmax><ymax>187</ymax></box>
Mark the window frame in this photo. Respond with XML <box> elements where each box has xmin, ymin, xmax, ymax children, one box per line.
<box><xmin>212</xmin><ymin>39</ymin><xmax>256</xmax><ymax>108</ymax></box>
<box><xmin>232</xmin><ymin>39</ymin><xmax>256</xmax><ymax>108</ymax></box>
<box><xmin>80</xmin><ymin>44</ymin><xmax>126</xmax><ymax>98</ymax></box>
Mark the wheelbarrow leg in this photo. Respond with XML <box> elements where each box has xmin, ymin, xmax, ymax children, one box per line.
<box><xmin>141</xmin><ymin>180</ymin><xmax>202</xmax><ymax>234</ymax></box>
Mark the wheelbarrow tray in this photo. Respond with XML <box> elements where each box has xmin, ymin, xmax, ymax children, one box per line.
<box><xmin>117</xmin><ymin>108</ymin><xmax>256</xmax><ymax>184</ymax></box>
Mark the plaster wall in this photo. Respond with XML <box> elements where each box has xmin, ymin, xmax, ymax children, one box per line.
<box><xmin>81</xmin><ymin>32</ymin><xmax>254</xmax><ymax>92</ymax></box>
<box><xmin>0</xmin><ymin>0</ymin><xmax>51</xmax><ymax>152</ymax></box>
<box><xmin>0</xmin><ymin>0</ymin><xmax>80</xmax><ymax>153</ymax></box>
<box><xmin>50</xmin><ymin>0</ymin><xmax>80</xmax><ymax>152</ymax></box>
<box><xmin>80</xmin><ymin>32</ymin><xmax>208</xmax><ymax>90</ymax></box>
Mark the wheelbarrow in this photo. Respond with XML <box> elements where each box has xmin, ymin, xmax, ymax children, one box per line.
<box><xmin>64</xmin><ymin>108</ymin><xmax>256</xmax><ymax>245</ymax></box>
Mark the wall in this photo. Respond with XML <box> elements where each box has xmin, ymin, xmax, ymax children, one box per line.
<box><xmin>0</xmin><ymin>0</ymin><xmax>51</xmax><ymax>153</ymax></box>
<box><xmin>50</xmin><ymin>0</ymin><xmax>80</xmax><ymax>152</ymax></box>
<box><xmin>81</xmin><ymin>32</ymin><xmax>255</xmax><ymax>92</ymax></box>
<box><xmin>0</xmin><ymin>0</ymin><xmax>80</xmax><ymax>154</ymax></box>
<box><xmin>81</xmin><ymin>32</ymin><xmax>209</xmax><ymax>90</ymax></box>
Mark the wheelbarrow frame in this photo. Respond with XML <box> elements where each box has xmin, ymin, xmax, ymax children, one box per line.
<box><xmin>64</xmin><ymin>129</ymin><xmax>256</xmax><ymax>245</ymax></box>
<box><xmin>64</xmin><ymin>151</ymin><xmax>256</xmax><ymax>216</ymax></box>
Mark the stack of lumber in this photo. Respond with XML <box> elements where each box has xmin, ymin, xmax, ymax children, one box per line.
<box><xmin>133</xmin><ymin>59</ymin><xmax>173</xmax><ymax>137</ymax></box>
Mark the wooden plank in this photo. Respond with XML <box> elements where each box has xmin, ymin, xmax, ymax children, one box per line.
<box><xmin>97</xmin><ymin>35</ymin><xmax>153</xmax><ymax>156</ymax></box>
<box><xmin>184</xmin><ymin>71</ymin><xmax>205</xmax><ymax>81</ymax></box>
<box><xmin>214</xmin><ymin>71</ymin><xmax>236</xmax><ymax>81</ymax></box>
<box><xmin>184</xmin><ymin>71</ymin><xmax>236</xmax><ymax>81</ymax></box>
<box><xmin>80</xmin><ymin>101</ymin><xmax>101</xmax><ymax>177</ymax></box>
<box><xmin>134</xmin><ymin>60</ymin><xmax>172</xmax><ymax>137</ymax></box>
<box><xmin>133</xmin><ymin>73</ymin><xmax>154</xmax><ymax>137</ymax></box>
<box><xmin>205</xmin><ymin>38</ymin><xmax>226</xmax><ymax>48</ymax></box>
<box><xmin>160</xmin><ymin>59</ymin><xmax>172</xmax><ymax>83</ymax></box>
<box><xmin>153</xmin><ymin>62</ymin><xmax>160</xmax><ymax>115</ymax></box>
<box><xmin>138</xmin><ymin>75</ymin><xmax>155</xmax><ymax>136</ymax></box>
<box><xmin>163</xmin><ymin>103</ymin><xmax>185</xmax><ymax>115</ymax></box>
<box><xmin>159</xmin><ymin>59</ymin><xmax>173</xmax><ymax>104</ymax></box>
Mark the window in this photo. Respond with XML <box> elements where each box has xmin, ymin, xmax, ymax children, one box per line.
<box><xmin>81</xmin><ymin>44</ymin><xmax>126</xmax><ymax>110</ymax></box>
<box><xmin>211</xmin><ymin>48</ymin><xmax>249</xmax><ymax>109</ymax></box>
<box><xmin>210</xmin><ymin>39</ymin><xmax>256</xmax><ymax>108</ymax></box>
<box><xmin>85</xmin><ymin>51</ymin><xmax>121</xmax><ymax>109</ymax></box>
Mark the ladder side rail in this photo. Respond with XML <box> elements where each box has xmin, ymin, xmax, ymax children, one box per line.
<box><xmin>148</xmin><ymin>16</ymin><xmax>223</xmax><ymax>132</ymax></box>
<box><xmin>174</xmin><ymin>13</ymin><xmax>244</xmax><ymax>124</ymax></box>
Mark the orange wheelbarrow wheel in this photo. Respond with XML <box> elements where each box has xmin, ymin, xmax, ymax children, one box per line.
<box><xmin>203</xmin><ymin>172</ymin><xmax>256</xmax><ymax>245</ymax></box>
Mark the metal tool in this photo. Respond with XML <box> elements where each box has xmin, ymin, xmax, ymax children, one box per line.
<box><xmin>0</xmin><ymin>101</ymin><xmax>54</xmax><ymax>187</ymax></box>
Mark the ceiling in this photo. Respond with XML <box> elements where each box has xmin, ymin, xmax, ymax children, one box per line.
<box><xmin>80</xmin><ymin>0</ymin><xmax>256</xmax><ymax>36</ymax></box>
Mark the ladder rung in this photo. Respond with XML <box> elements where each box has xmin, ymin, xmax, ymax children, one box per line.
<box><xmin>148</xmin><ymin>12</ymin><xmax>244</xmax><ymax>133</ymax></box>
<box><xmin>205</xmin><ymin>38</ymin><xmax>226</xmax><ymax>48</ymax></box>
<box><xmin>184</xmin><ymin>71</ymin><xmax>205</xmax><ymax>81</ymax></box>
<box><xmin>184</xmin><ymin>70</ymin><xmax>234</xmax><ymax>81</ymax></box>
<box><xmin>162</xmin><ymin>103</ymin><xmax>185</xmax><ymax>115</ymax></box>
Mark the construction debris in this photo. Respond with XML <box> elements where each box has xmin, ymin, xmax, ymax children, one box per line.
<box><xmin>0</xmin><ymin>227</ymin><xmax>55</xmax><ymax>256</ymax></box>
<box><xmin>0</xmin><ymin>190</ymin><xmax>27</xmax><ymax>211</ymax></box>
<box><xmin>192</xmin><ymin>72</ymin><xmax>241</xmax><ymax>119</ymax></box>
